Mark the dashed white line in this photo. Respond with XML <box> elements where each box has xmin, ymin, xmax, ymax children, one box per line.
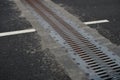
<box><xmin>0</xmin><ymin>29</ymin><xmax>36</xmax><ymax>37</ymax></box>
<box><xmin>84</xmin><ymin>19</ymin><xmax>109</xmax><ymax>25</ymax></box>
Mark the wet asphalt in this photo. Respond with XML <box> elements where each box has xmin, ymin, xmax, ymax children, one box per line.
<box><xmin>52</xmin><ymin>0</ymin><xmax>120</xmax><ymax>45</ymax></box>
<box><xmin>0</xmin><ymin>0</ymin><xmax>71</xmax><ymax>80</ymax></box>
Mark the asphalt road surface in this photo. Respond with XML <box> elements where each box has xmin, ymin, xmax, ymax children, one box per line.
<box><xmin>52</xmin><ymin>0</ymin><xmax>120</xmax><ymax>45</ymax></box>
<box><xmin>0</xmin><ymin>0</ymin><xmax>71</xmax><ymax>80</ymax></box>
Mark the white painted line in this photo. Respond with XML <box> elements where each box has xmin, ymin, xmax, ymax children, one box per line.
<box><xmin>0</xmin><ymin>29</ymin><xmax>36</xmax><ymax>37</ymax></box>
<box><xmin>84</xmin><ymin>19</ymin><xmax>109</xmax><ymax>25</ymax></box>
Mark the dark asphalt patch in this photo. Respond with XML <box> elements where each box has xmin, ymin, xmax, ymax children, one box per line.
<box><xmin>52</xmin><ymin>0</ymin><xmax>120</xmax><ymax>45</ymax></box>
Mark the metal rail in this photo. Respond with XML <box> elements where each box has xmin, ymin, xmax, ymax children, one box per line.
<box><xmin>25</xmin><ymin>0</ymin><xmax>120</xmax><ymax>80</ymax></box>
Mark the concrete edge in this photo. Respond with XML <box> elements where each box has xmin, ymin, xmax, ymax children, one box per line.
<box><xmin>12</xmin><ymin>0</ymin><xmax>87</xmax><ymax>80</ymax></box>
<box><xmin>43</xmin><ymin>0</ymin><xmax>120</xmax><ymax>56</ymax></box>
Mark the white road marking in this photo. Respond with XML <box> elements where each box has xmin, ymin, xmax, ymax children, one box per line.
<box><xmin>0</xmin><ymin>29</ymin><xmax>36</xmax><ymax>37</ymax></box>
<box><xmin>84</xmin><ymin>19</ymin><xmax>109</xmax><ymax>25</ymax></box>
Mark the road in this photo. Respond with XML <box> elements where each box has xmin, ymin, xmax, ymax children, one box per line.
<box><xmin>0</xmin><ymin>0</ymin><xmax>71</xmax><ymax>80</ymax></box>
<box><xmin>52</xmin><ymin>0</ymin><xmax>120</xmax><ymax>45</ymax></box>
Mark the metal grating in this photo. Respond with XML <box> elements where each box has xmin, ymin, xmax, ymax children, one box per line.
<box><xmin>25</xmin><ymin>0</ymin><xmax>120</xmax><ymax>80</ymax></box>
